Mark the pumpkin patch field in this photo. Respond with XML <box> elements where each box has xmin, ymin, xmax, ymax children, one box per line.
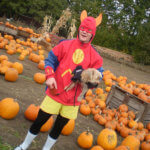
<box><xmin>0</xmin><ymin>24</ymin><xmax>150</xmax><ymax>150</ymax></box>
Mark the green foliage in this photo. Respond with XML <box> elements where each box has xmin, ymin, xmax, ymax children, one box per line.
<box><xmin>132</xmin><ymin>21</ymin><xmax>150</xmax><ymax>65</ymax></box>
<box><xmin>0</xmin><ymin>136</ymin><xmax>13</xmax><ymax>150</ymax></box>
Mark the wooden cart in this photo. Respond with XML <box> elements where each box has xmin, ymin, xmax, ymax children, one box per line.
<box><xmin>106</xmin><ymin>85</ymin><xmax>150</xmax><ymax>126</ymax></box>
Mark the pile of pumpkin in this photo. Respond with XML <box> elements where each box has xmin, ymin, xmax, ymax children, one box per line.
<box><xmin>0</xmin><ymin>54</ymin><xmax>46</xmax><ymax>84</ymax></box>
<box><xmin>0</xmin><ymin>98</ymin><xmax>150</xmax><ymax>150</ymax></box>
<box><xmin>1</xmin><ymin>21</ymin><xmax>40</xmax><ymax>38</ymax></box>
<box><xmin>102</xmin><ymin>70</ymin><xmax>150</xmax><ymax>103</ymax></box>
<box><xmin>0</xmin><ymin>33</ymin><xmax>47</xmax><ymax>61</ymax></box>
<box><xmin>0</xmin><ymin>31</ymin><xmax>48</xmax><ymax>84</ymax></box>
<box><xmin>78</xmin><ymin>88</ymin><xmax>150</xmax><ymax>149</ymax></box>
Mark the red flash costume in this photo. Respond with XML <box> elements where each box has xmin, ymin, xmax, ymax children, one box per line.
<box><xmin>45</xmin><ymin>14</ymin><xmax>104</xmax><ymax>106</ymax></box>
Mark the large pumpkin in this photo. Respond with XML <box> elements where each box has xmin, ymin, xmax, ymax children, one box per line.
<box><xmin>121</xmin><ymin>135</ymin><xmax>140</xmax><ymax>150</ymax></box>
<box><xmin>77</xmin><ymin>130</ymin><xmax>93</xmax><ymax>149</ymax></box>
<box><xmin>34</xmin><ymin>72</ymin><xmax>46</xmax><ymax>84</ymax></box>
<box><xmin>97</xmin><ymin>128</ymin><xmax>117</xmax><ymax>150</ymax></box>
<box><xmin>0</xmin><ymin>98</ymin><xmax>20</xmax><ymax>119</ymax></box>
<box><xmin>61</xmin><ymin>119</ymin><xmax>75</xmax><ymax>135</ymax></box>
<box><xmin>24</xmin><ymin>104</ymin><xmax>40</xmax><ymax>121</ymax></box>
<box><xmin>40</xmin><ymin>116</ymin><xmax>54</xmax><ymax>132</ymax></box>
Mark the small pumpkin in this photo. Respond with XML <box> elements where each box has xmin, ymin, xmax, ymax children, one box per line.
<box><xmin>128</xmin><ymin>119</ymin><xmax>138</xmax><ymax>129</ymax></box>
<box><xmin>97</xmin><ymin>115</ymin><xmax>107</xmax><ymax>125</ymax></box>
<box><xmin>0</xmin><ymin>98</ymin><xmax>20</xmax><ymax>119</ymax></box>
<box><xmin>80</xmin><ymin>104</ymin><xmax>91</xmax><ymax>115</ymax></box>
<box><xmin>12</xmin><ymin>62</ymin><xmax>23</xmax><ymax>74</ymax></box>
<box><xmin>0</xmin><ymin>55</ymin><xmax>8</xmax><ymax>62</ymax></box>
<box><xmin>24</xmin><ymin>104</ymin><xmax>40</xmax><ymax>121</ymax></box>
<box><xmin>120</xmin><ymin>127</ymin><xmax>130</xmax><ymax>138</ymax></box>
<box><xmin>146</xmin><ymin>123</ymin><xmax>150</xmax><ymax>131</ymax></box>
<box><xmin>97</xmin><ymin>128</ymin><xmax>117</xmax><ymax>150</ymax></box>
<box><xmin>5</xmin><ymin>68</ymin><xmax>18</xmax><ymax>82</ymax></box>
<box><xmin>90</xmin><ymin>145</ymin><xmax>104</xmax><ymax>150</ymax></box>
<box><xmin>86</xmin><ymin>89</ymin><xmax>93</xmax><ymax>97</ymax></box>
<box><xmin>61</xmin><ymin>119</ymin><xmax>75</xmax><ymax>135</ymax></box>
<box><xmin>40</xmin><ymin>116</ymin><xmax>54</xmax><ymax>132</ymax></box>
<box><xmin>119</xmin><ymin>104</ymin><xmax>128</xmax><ymax>112</ymax></box>
<box><xmin>31</xmin><ymin>54</ymin><xmax>40</xmax><ymax>63</ymax></box>
<box><xmin>38</xmin><ymin>60</ymin><xmax>45</xmax><ymax>70</ymax></box>
<box><xmin>77</xmin><ymin>130</ymin><xmax>93</xmax><ymax>149</ymax></box>
<box><xmin>140</xmin><ymin>141</ymin><xmax>150</xmax><ymax>150</ymax></box>
<box><xmin>114</xmin><ymin>145</ymin><xmax>129</xmax><ymax>150</ymax></box>
<box><xmin>95</xmin><ymin>88</ymin><xmax>104</xmax><ymax>95</ymax></box>
<box><xmin>137</xmin><ymin>122</ymin><xmax>144</xmax><ymax>130</ymax></box>
<box><xmin>34</xmin><ymin>72</ymin><xmax>46</xmax><ymax>84</ymax></box>
<box><xmin>145</xmin><ymin>133</ymin><xmax>150</xmax><ymax>141</ymax></box>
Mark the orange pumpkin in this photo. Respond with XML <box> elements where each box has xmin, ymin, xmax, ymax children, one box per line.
<box><xmin>0</xmin><ymin>55</ymin><xmax>8</xmax><ymax>62</ymax></box>
<box><xmin>40</xmin><ymin>116</ymin><xmax>54</xmax><ymax>132</ymax></box>
<box><xmin>86</xmin><ymin>89</ymin><xmax>93</xmax><ymax>96</ymax></box>
<box><xmin>61</xmin><ymin>119</ymin><xmax>75</xmax><ymax>135</ymax></box>
<box><xmin>5</xmin><ymin>68</ymin><xmax>18</xmax><ymax>82</ymax></box>
<box><xmin>145</xmin><ymin>133</ymin><xmax>150</xmax><ymax>141</ymax></box>
<box><xmin>38</xmin><ymin>60</ymin><xmax>45</xmax><ymax>70</ymax></box>
<box><xmin>140</xmin><ymin>141</ymin><xmax>150</xmax><ymax>150</ymax></box>
<box><xmin>24</xmin><ymin>104</ymin><xmax>40</xmax><ymax>121</ymax></box>
<box><xmin>80</xmin><ymin>104</ymin><xmax>91</xmax><ymax>115</ymax></box>
<box><xmin>77</xmin><ymin>130</ymin><xmax>93</xmax><ymax>149</ymax></box>
<box><xmin>0</xmin><ymin>98</ymin><xmax>20</xmax><ymax>119</ymax></box>
<box><xmin>90</xmin><ymin>145</ymin><xmax>104</xmax><ymax>150</ymax></box>
<box><xmin>12</xmin><ymin>62</ymin><xmax>23</xmax><ymax>74</ymax></box>
<box><xmin>119</xmin><ymin>104</ymin><xmax>128</xmax><ymax>112</ymax></box>
<box><xmin>137</xmin><ymin>122</ymin><xmax>144</xmax><ymax>130</ymax></box>
<box><xmin>146</xmin><ymin>123</ymin><xmax>150</xmax><ymax>131</ymax></box>
<box><xmin>121</xmin><ymin>135</ymin><xmax>140</xmax><ymax>150</ymax></box>
<box><xmin>1</xmin><ymin>60</ymin><xmax>13</xmax><ymax>67</ymax></box>
<box><xmin>0</xmin><ymin>65</ymin><xmax>9</xmax><ymax>74</ymax></box>
<box><xmin>133</xmin><ymin>88</ymin><xmax>141</xmax><ymax>96</ymax></box>
<box><xmin>34</xmin><ymin>72</ymin><xmax>46</xmax><ymax>84</ymax></box>
<box><xmin>31</xmin><ymin>54</ymin><xmax>40</xmax><ymax>63</ymax></box>
<box><xmin>97</xmin><ymin>115</ymin><xmax>107</xmax><ymax>125</ymax></box>
<box><xmin>97</xmin><ymin>128</ymin><xmax>117</xmax><ymax>150</ymax></box>
<box><xmin>128</xmin><ymin>119</ymin><xmax>138</xmax><ymax>129</ymax></box>
<box><xmin>114</xmin><ymin>145</ymin><xmax>129</xmax><ymax>150</ymax></box>
<box><xmin>138</xmin><ymin>92</ymin><xmax>148</xmax><ymax>102</ymax></box>
<box><xmin>95</xmin><ymin>88</ymin><xmax>104</xmax><ymax>95</ymax></box>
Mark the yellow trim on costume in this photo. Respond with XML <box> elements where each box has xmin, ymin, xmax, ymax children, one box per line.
<box><xmin>46</xmin><ymin>68</ymin><xmax>50</xmax><ymax>74</ymax></box>
<box><xmin>46</xmin><ymin>68</ymin><xmax>54</xmax><ymax>74</ymax></box>
<box><xmin>61</xmin><ymin>69</ymin><xmax>72</xmax><ymax>77</ymax></box>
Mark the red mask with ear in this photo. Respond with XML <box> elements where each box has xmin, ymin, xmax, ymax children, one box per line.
<box><xmin>79</xmin><ymin>17</ymin><xmax>96</xmax><ymax>42</ymax></box>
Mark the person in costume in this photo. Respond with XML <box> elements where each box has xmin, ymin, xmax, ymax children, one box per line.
<box><xmin>15</xmin><ymin>10</ymin><xmax>104</xmax><ymax>150</ymax></box>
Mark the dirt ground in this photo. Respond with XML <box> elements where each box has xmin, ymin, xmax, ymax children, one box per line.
<box><xmin>0</xmin><ymin>48</ymin><xmax>150</xmax><ymax>150</ymax></box>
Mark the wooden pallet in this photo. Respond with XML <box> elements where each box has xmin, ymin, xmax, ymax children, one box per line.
<box><xmin>0</xmin><ymin>25</ymin><xmax>17</xmax><ymax>36</ymax></box>
<box><xmin>17</xmin><ymin>30</ymin><xmax>30</xmax><ymax>38</ymax></box>
<box><xmin>106</xmin><ymin>85</ymin><xmax>150</xmax><ymax>125</ymax></box>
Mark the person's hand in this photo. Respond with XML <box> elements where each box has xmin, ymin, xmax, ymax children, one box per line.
<box><xmin>71</xmin><ymin>65</ymin><xmax>84</xmax><ymax>82</ymax></box>
<box><xmin>45</xmin><ymin>77</ymin><xmax>57</xmax><ymax>89</ymax></box>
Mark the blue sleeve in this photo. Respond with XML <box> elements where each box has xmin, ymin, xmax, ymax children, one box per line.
<box><xmin>97</xmin><ymin>67</ymin><xmax>104</xmax><ymax>80</ymax></box>
<box><xmin>44</xmin><ymin>50</ymin><xmax>59</xmax><ymax>71</ymax></box>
